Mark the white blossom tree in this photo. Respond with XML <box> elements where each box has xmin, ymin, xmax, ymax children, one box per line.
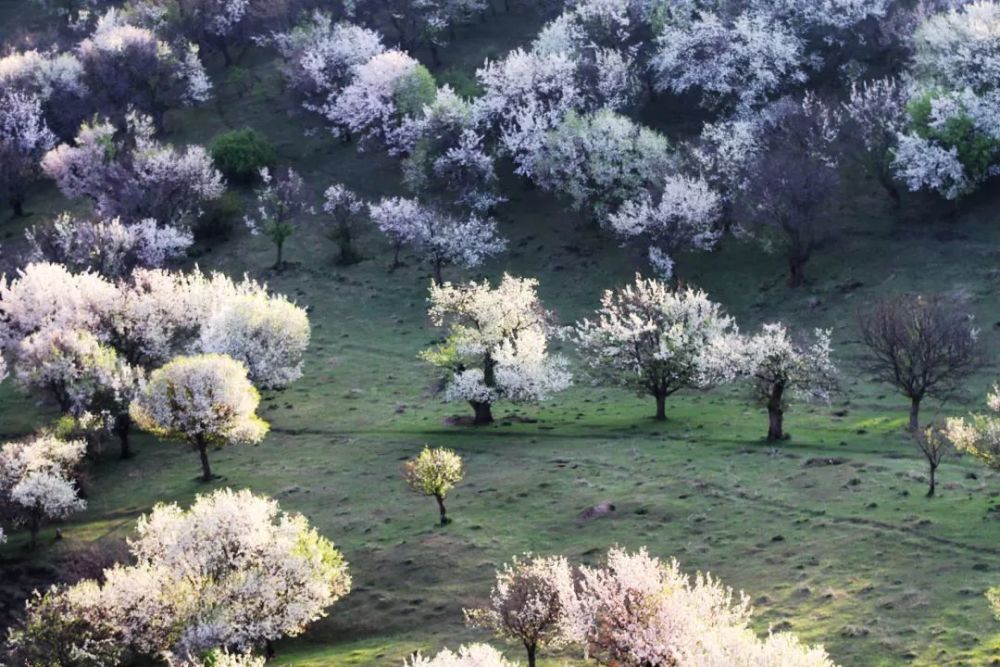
<box><xmin>76</xmin><ymin>9</ymin><xmax>211</xmax><ymax>126</ymax></box>
<box><xmin>0</xmin><ymin>48</ymin><xmax>89</xmax><ymax>138</ymax></box>
<box><xmin>129</xmin><ymin>354</ymin><xmax>269</xmax><ymax>481</ymax></box>
<box><xmin>8</xmin><ymin>489</ymin><xmax>351</xmax><ymax>663</ymax></box>
<box><xmin>423</xmin><ymin>275</ymin><xmax>571</xmax><ymax>424</ymax></box>
<box><xmin>323</xmin><ymin>50</ymin><xmax>437</xmax><ymax>155</ymax></box>
<box><xmin>26</xmin><ymin>214</ymin><xmax>193</xmax><ymax>278</ymax></box>
<box><xmin>525</xmin><ymin>109</ymin><xmax>672</xmax><ymax>221</ymax></box>
<box><xmin>0</xmin><ymin>435</ymin><xmax>86</xmax><ymax>549</ymax></box>
<box><xmin>269</xmin><ymin>12</ymin><xmax>385</xmax><ymax>113</ymax></box>
<box><xmin>607</xmin><ymin>173</ymin><xmax>722</xmax><ymax>280</ymax></box>
<box><xmin>198</xmin><ymin>290</ymin><xmax>310</xmax><ymax>389</ymax></box>
<box><xmin>565</xmin><ymin>547</ymin><xmax>837</xmax><ymax>666</ymax></box>
<box><xmin>42</xmin><ymin>113</ymin><xmax>224</xmax><ymax>229</ymax></box>
<box><xmin>891</xmin><ymin>2</ymin><xmax>1000</xmax><ymax>198</ymax></box>
<box><xmin>704</xmin><ymin>323</ymin><xmax>837</xmax><ymax>441</ymax></box>
<box><xmin>574</xmin><ymin>275</ymin><xmax>735</xmax><ymax>421</ymax></box>
<box><xmin>841</xmin><ymin>78</ymin><xmax>908</xmax><ymax>208</ymax></box>
<box><xmin>323</xmin><ymin>182</ymin><xmax>367</xmax><ymax>264</ymax></box>
<box><xmin>244</xmin><ymin>167</ymin><xmax>312</xmax><ymax>269</ymax></box>
<box><xmin>465</xmin><ymin>554</ymin><xmax>575</xmax><ymax>667</ymax></box>
<box><xmin>650</xmin><ymin>10</ymin><xmax>807</xmax><ymax>112</ymax></box>
<box><xmin>0</xmin><ymin>90</ymin><xmax>56</xmax><ymax>217</ymax></box>
<box><xmin>369</xmin><ymin>197</ymin><xmax>506</xmax><ymax>283</ymax></box>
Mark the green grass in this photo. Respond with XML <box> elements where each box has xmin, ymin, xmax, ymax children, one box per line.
<box><xmin>2</xmin><ymin>4</ymin><xmax>1000</xmax><ymax>665</ymax></box>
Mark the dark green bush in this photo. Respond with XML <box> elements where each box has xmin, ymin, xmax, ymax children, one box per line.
<box><xmin>210</xmin><ymin>128</ymin><xmax>277</xmax><ymax>183</ymax></box>
<box><xmin>194</xmin><ymin>191</ymin><xmax>243</xmax><ymax>241</ymax></box>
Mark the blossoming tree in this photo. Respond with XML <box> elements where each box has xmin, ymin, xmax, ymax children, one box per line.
<box><xmin>129</xmin><ymin>354</ymin><xmax>269</xmax><ymax>481</ymax></box>
<box><xmin>423</xmin><ymin>275</ymin><xmax>571</xmax><ymax>424</ymax></box>
<box><xmin>574</xmin><ymin>275</ymin><xmax>735</xmax><ymax>421</ymax></box>
<box><xmin>404</xmin><ymin>446</ymin><xmax>464</xmax><ymax>525</ymax></box>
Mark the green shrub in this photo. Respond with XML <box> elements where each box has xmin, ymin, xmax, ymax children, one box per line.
<box><xmin>194</xmin><ymin>191</ymin><xmax>243</xmax><ymax>241</ymax></box>
<box><xmin>908</xmin><ymin>90</ymin><xmax>1000</xmax><ymax>181</ymax></box>
<box><xmin>210</xmin><ymin>128</ymin><xmax>277</xmax><ymax>183</ymax></box>
<box><xmin>393</xmin><ymin>64</ymin><xmax>437</xmax><ymax>117</ymax></box>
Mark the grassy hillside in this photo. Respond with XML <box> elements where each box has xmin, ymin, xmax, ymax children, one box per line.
<box><xmin>1</xmin><ymin>4</ymin><xmax>1000</xmax><ymax>666</ymax></box>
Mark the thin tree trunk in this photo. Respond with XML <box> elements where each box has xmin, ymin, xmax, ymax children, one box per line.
<box><xmin>197</xmin><ymin>437</ymin><xmax>213</xmax><ymax>482</ymax></box>
<box><xmin>435</xmin><ymin>493</ymin><xmax>448</xmax><ymax>525</ymax></box>
<box><xmin>116</xmin><ymin>414</ymin><xmax>133</xmax><ymax>459</ymax></box>
<box><xmin>908</xmin><ymin>396</ymin><xmax>921</xmax><ymax>432</ymax></box>
<box><xmin>265</xmin><ymin>640</ymin><xmax>275</xmax><ymax>659</ymax></box>
<box><xmin>471</xmin><ymin>401</ymin><xmax>494</xmax><ymax>425</ymax></box>
<box><xmin>10</xmin><ymin>197</ymin><xmax>25</xmax><ymax>217</ymax></box>
<box><xmin>654</xmin><ymin>393</ymin><xmax>666</xmax><ymax>421</ymax></box>
<box><xmin>433</xmin><ymin>259</ymin><xmax>444</xmax><ymax>285</ymax></box>
<box><xmin>927</xmin><ymin>463</ymin><xmax>936</xmax><ymax>497</ymax></box>
<box><xmin>767</xmin><ymin>383</ymin><xmax>785</xmax><ymax>441</ymax></box>
<box><xmin>28</xmin><ymin>513</ymin><xmax>40</xmax><ymax>550</ymax></box>
<box><xmin>525</xmin><ymin>643</ymin><xmax>537</xmax><ymax>667</ymax></box>
<box><xmin>787</xmin><ymin>254</ymin><xmax>806</xmax><ymax>288</ymax></box>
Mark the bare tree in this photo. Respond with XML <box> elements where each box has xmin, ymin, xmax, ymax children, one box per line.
<box><xmin>914</xmin><ymin>425</ymin><xmax>949</xmax><ymax>497</ymax></box>
<box><xmin>858</xmin><ymin>294</ymin><xmax>978</xmax><ymax>431</ymax></box>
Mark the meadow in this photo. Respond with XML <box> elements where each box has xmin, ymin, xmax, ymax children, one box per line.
<box><xmin>1</xmin><ymin>3</ymin><xmax>1000</xmax><ymax>666</ymax></box>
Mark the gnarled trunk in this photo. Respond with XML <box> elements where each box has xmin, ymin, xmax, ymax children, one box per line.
<box><xmin>908</xmin><ymin>396</ymin><xmax>921</xmax><ymax>432</ymax></box>
<box><xmin>654</xmin><ymin>393</ymin><xmax>667</xmax><ymax>421</ymax></box>
<box><xmin>116</xmin><ymin>414</ymin><xmax>133</xmax><ymax>459</ymax></box>
<box><xmin>435</xmin><ymin>493</ymin><xmax>449</xmax><ymax>525</ymax></box>
<box><xmin>470</xmin><ymin>401</ymin><xmax>494</xmax><ymax>425</ymax></box>
<box><xmin>767</xmin><ymin>383</ymin><xmax>786</xmax><ymax>441</ymax></box>
<box><xmin>196</xmin><ymin>436</ymin><xmax>213</xmax><ymax>482</ymax></box>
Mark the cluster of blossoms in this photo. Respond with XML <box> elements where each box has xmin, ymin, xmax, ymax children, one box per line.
<box><xmin>891</xmin><ymin>1</ymin><xmax>1000</xmax><ymax>199</ymax></box>
<box><xmin>8</xmin><ymin>489</ymin><xmax>351</xmax><ymax>665</ymax></box>
<box><xmin>0</xmin><ymin>90</ymin><xmax>56</xmax><ymax>217</ymax></box>
<box><xmin>403</xmin><ymin>446</ymin><xmax>465</xmax><ymax>525</ymax></box>
<box><xmin>457</xmin><ymin>546</ymin><xmax>837</xmax><ymax>667</ymax></box>
<box><xmin>369</xmin><ymin>196</ymin><xmax>507</xmax><ymax>283</ymax></box>
<box><xmin>0</xmin><ymin>435</ymin><xmax>87</xmax><ymax>549</ymax></box>
<box><xmin>945</xmin><ymin>385</ymin><xmax>1000</xmax><ymax>470</ymax></box>
<box><xmin>43</xmin><ymin>112</ymin><xmax>225</xmax><ymax>231</ymax></box>
<box><xmin>423</xmin><ymin>275</ymin><xmax>571</xmax><ymax>424</ymax></box>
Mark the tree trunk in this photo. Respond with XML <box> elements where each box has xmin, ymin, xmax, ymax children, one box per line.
<box><xmin>433</xmin><ymin>259</ymin><xmax>444</xmax><ymax>285</ymax></box>
<box><xmin>767</xmin><ymin>383</ymin><xmax>785</xmax><ymax>441</ymax></box>
<box><xmin>275</xmin><ymin>241</ymin><xmax>284</xmax><ymax>269</ymax></box>
<box><xmin>391</xmin><ymin>244</ymin><xmax>402</xmax><ymax>270</ymax></box>
<box><xmin>219</xmin><ymin>41</ymin><xmax>233</xmax><ymax>67</ymax></box>
<box><xmin>787</xmin><ymin>254</ymin><xmax>806</xmax><ymax>288</ymax></box>
<box><xmin>265</xmin><ymin>640</ymin><xmax>275</xmax><ymax>659</ymax></box>
<box><xmin>10</xmin><ymin>197</ymin><xmax>25</xmax><ymax>217</ymax></box>
<box><xmin>908</xmin><ymin>397</ymin><xmax>921</xmax><ymax>432</ymax></box>
<box><xmin>435</xmin><ymin>493</ymin><xmax>449</xmax><ymax>525</ymax></box>
<box><xmin>927</xmin><ymin>463</ymin><xmax>937</xmax><ymax>497</ymax></box>
<box><xmin>880</xmin><ymin>172</ymin><xmax>902</xmax><ymax>210</ymax></box>
<box><xmin>525</xmin><ymin>643</ymin><xmax>537</xmax><ymax>667</ymax></box>
<box><xmin>28</xmin><ymin>513</ymin><xmax>40</xmax><ymax>550</ymax></box>
<box><xmin>116</xmin><ymin>414</ymin><xmax>133</xmax><ymax>459</ymax></box>
<box><xmin>471</xmin><ymin>401</ymin><xmax>494</xmax><ymax>425</ymax></box>
<box><xmin>197</xmin><ymin>437</ymin><xmax>213</xmax><ymax>482</ymax></box>
<box><xmin>339</xmin><ymin>227</ymin><xmax>355</xmax><ymax>264</ymax></box>
<box><xmin>654</xmin><ymin>393</ymin><xmax>666</xmax><ymax>421</ymax></box>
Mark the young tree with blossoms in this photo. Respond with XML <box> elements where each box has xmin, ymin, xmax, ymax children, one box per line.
<box><xmin>405</xmin><ymin>644</ymin><xmax>517</xmax><ymax>667</ymax></box>
<box><xmin>423</xmin><ymin>275</ymin><xmax>571</xmax><ymax>425</ymax></box>
<box><xmin>76</xmin><ymin>9</ymin><xmax>211</xmax><ymax>127</ymax></box>
<box><xmin>404</xmin><ymin>446</ymin><xmax>464</xmax><ymax>525</ymax></box>
<box><xmin>607</xmin><ymin>173</ymin><xmax>722</xmax><ymax>280</ymax></box>
<box><xmin>0</xmin><ymin>90</ymin><xmax>56</xmax><ymax>217</ymax></box>
<box><xmin>42</xmin><ymin>113</ymin><xmax>224</xmax><ymax>230</ymax></box>
<box><xmin>913</xmin><ymin>425</ymin><xmax>950</xmax><ymax>497</ymax></box>
<box><xmin>574</xmin><ymin>276</ymin><xmax>735</xmax><ymax>421</ymax></box>
<box><xmin>465</xmin><ymin>554</ymin><xmax>575</xmax><ymax>667</ymax></box>
<box><xmin>0</xmin><ymin>435</ymin><xmax>86</xmax><ymax>549</ymax></box>
<box><xmin>705</xmin><ymin>323</ymin><xmax>837</xmax><ymax>441</ymax></box>
<box><xmin>369</xmin><ymin>197</ymin><xmax>506</xmax><ymax>284</ymax></box>
<box><xmin>564</xmin><ymin>546</ymin><xmax>837</xmax><ymax>666</ymax></box>
<box><xmin>245</xmin><ymin>167</ymin><xmax>312</xmax><ymax>269</ymax></box>
<box><xmin>859</xmin><ymin>294</ymin><xmax>978</xmax><ymax>431</ymax></box>
<box><xmin>8</xmin><ymin>488</ymin><xmax>351</xmax><ymax>663</ymax></box>
<box><xmin>130</xmin><ymin>354</ymin><xmax>269</xmax><ymax>481</ymax></box>
<box><xmin>323</xmin><ymin>182</ymin><xmax>367</xmax><ymax>264</ymax></box>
